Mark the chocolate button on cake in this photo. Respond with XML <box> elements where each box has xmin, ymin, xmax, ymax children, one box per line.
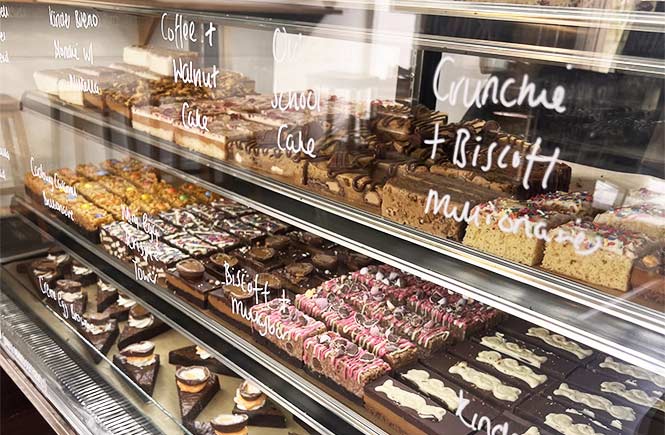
<box><xmin>167</xmin><ymin>259</ymin><xmax>223</xmax><ymax>309</ymax></box>
<box><xmin>176</xmin><ymin>366</ymin><xmax>220</xmax><ymax>421</ymax></box>
<box><xmin>205</xmin><ymin>253</ymin><xmax>239</xmax><ymax>281</ymax></box>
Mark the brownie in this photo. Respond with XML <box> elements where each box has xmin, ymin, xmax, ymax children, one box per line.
<box><xmin>96</xmin><ymin>280</ymin><xmax>119</xmax><ymax>313</ymax></box>
<box><xmin>276</xmin><ymin>262</ymin><xmax>324</xmax><ymax>296</ymax></box>
<box><xmin>398</xmin><ymin>364</ymin><xmax>502</xmax><ymax>421</ymax></box>
<box><xmin>218</xmin><ymin>219</ymin><xmax>266</xmax><ymax>244</ymax></box>
<box><xmin>117</xmin><ymin>306</ymin><xmax>170</xmax><ymax>349</ymax></box>
<box><xmin>55</xmin><ymin>279</ymin><xmax>87</xmax><ymax>320</ymax></box>
<box><xmin>473</xmin><ymin>332</ymin><xmax>578</xmax><ymax>379</ymax></box>
<box><xmin>447</xmin><ymin>341</ymin><xmax>549</xmax><ymax>392</ymax></box>
<box><xmin>113</xmin><ymin>341</ymin><xmax>160</xmax><ymax>396</ymax></box>
<box><xmin>188</xmin><ymin>227</ymin><xmax>241</xmax><ymax>252</ymax></box>
<box><xmin>159</xmin><ymin>209</ymin><xmax>206</xmax><ymax>229</ymax></box>
<box><xmin>233</xmin><ymin>245</ymin><xmax>285</xmax><ymax>276</ymax></box>
<box><xmin>365</xmin><ymin>376</ymin><xmax>474</xmax><ymax>435</ymax></box>
<box><xmin>176</xmin><ymin>366</ymin><xmax>220</xmax><ymax>421</ymax></box>
<box><xmin>211</xmin><ymin>200</ymin><xmax>253</xmax><ymax>218</ymax></box>
<box><xmin>231</xmin><ymin>380</ymin><xmax>286</xmax><ymax>427</ymax></box>
<box><xmin>286</xmin><ymin>230</ymin><xmax>337</xmax><ymax>256</ymax></box>
<box><xmin>79</xmin><ymin>312</ymin><xmax>119</xmax><ymax>364</ymax></box>
<box><xmin>263</xmin><ymin>235</ymin><xmax>310</xmax><ymax>263</ymax></box>
<box><xmin>422</xmin><ymin>352</ymin><xmax>528</xmax><ymax>408</ymax></box>
<box><xmin>166</xmin><ymin>259</ymin><xmax>223</xmax><ymax>308</ymax></box>
<box><xmin>68</xmin><ymin>261</ymin><xmax>97</xmax><ymax>286</ymax></box>
<box><xmin>515</xmin><ymin>394</ymin><xmax>619</xmax><ymax>435</ymax></box>
<box><xmin>165</xmin><ymin>232</ymin><xmax>217</xmax><ymax>258</ymax></box>
<box><xmin>168</xmin><ymin>345</ymin><xmax>238</xmax><ymax>377</ymax></box>
<box><xmin>498</xmin><ymin>318</ymin><xmax>595</xmax><ymax>364</ymax></box>
<box><xmin>239</xmin><ymin>213</ymin><xmax>290</xmax><ymax>235</ymax></box>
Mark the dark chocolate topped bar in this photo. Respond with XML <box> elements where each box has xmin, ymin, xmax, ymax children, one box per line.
<box><xmin>398</xmin><ymin>364</ymin><xmax>502</xmax><ymax>420</ymax></box>
<box><xmin>422</xmin><ymin>351</ymin><xmax>528</xmax><ymax>408</ymax></box>
<box><xmin>365</xmin><ymin>376</ymin><xmax>475</xmax><ymax>435</ymax></box>
<box><xmin>515</xmin><ymin>394</ymin><xmax>619</xmax><ymax>435</ymax></box>
<box><xmin>447</xmin><ymin>340</ymin><xmax>550</xmax><ymax>392</ymax></box>
<box><xmin>473</xmin><ymin>332</ymin><xmax>578</xmax><ymax>379</ymax></box>
<box><xmin>498</xmin><ymin>318</ymin><xmax>595</xmax><ymax>364</ymax></box>
<box><xmin>588</xmin><ymin>354</ymin><xmax>665</xmax><ymax>395</ymax></box>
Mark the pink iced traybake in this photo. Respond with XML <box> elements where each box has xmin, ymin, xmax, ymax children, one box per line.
<box><xmin>303</xmin><ymin>331</ymin><xmax>390</xmax><ymax>398</ymax></box>
<box><xmin>249</xmin><ymin>300</ymin><xmax>326</xmax><ymax>360</ymax></box>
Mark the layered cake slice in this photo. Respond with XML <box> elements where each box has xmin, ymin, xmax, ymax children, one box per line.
<box><xmin>249</xmin><ymin>301</ymin><xmax>326</xmax><ymax>361</ymax></box>
<box><xmin>528</xmin><ymin>191</ymin><xmax>596</xmax><ymax>216</ymax></box>
<box><xmin>175</xmin><ymin>366</ymin><xmax>220</xmax><ymax>421</ymax></box>
<box><xmin>303</xmin><ymin>331</ymin><xmax>390</xmax><ymax>398</ymax></box>
<box><xmin>132</xmin><ymin>103</ymin><xmax>183</xmax><ymax>141</ymax></box>
<box><xmin>96</xmin><ymin>280</ymin><xmax>118</xmax><ymax>313</ymax></box>
<box><xmin>113</xmin><ymin>341</ymin><xmax>160</xmax><ymax>396</ymax></box>
<box><xmin>166</xmin><ymin>259</ymin><xmax>223</xmax><ymax>308</ymax></box>
<box><xmin>231</xmin><ymin>380</ymin><xmax>286</xmax><ymax>427</ymax></box>
<box><xmin>541</xmin><ymin>221</ymin><xmax>656</xmax><ymax>291</ymax></box>
<box><xmin>79</xmin><ymin>312</ymin><xmax>119</xmax><ymax>363</ymax></box>
<box><xmin>463</xmin><ymin>198</ymin><xmax>572</xmax><ymax>265</ymax></box>
<box><xmin>594</xmin><ymin>205</ymin><xmax>665</xmax><ymax>240</ymax></box>
<box><xmin>364</xmin><ymin>376</ymin><xmax>474</xmax><ymax>435</ymax></box>
<box><xmin>383</xmin><ymin>169</ymin><xmax>500</xmax><ymax>241</ymax></box>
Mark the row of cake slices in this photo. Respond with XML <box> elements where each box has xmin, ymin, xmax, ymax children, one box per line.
<box><xmin>23</xmin><ymin>251</ymin><xmax>294</xmax><ymax>433</ymax></box>
<box><xmin>462</xmin><ymin>191</ymin><xmax>665</xmax><ymax>296</ymax></box>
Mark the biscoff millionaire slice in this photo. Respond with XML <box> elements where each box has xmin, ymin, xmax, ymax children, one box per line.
<box><xmin>463</xmin><ymin>198</ymin><xmax>572</xmax><ymax>266</ymax></box>
<box><xmin>594</xmin><ymin>204</ymin><xmax>665</xmax><ymax>241</ymax></box>
<box><xmin>541</xmin><ymin>221</ymin><xmax>656</xmax><ymax>291</ymax></box>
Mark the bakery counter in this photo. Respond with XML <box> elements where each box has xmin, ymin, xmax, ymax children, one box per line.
<box><xmin>19</xmin><ymin>91</ymin><xmax>665</xmax><ymax>376</ymax></box>
<box><xmin>10</xmin><ymin>195</ymin><xmax>665</xmax><ymax>435</ymax></box>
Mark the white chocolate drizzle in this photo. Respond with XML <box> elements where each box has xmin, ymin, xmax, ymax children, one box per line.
<box><xmin>601</xmin><ymin>381</ymin><xmax>665</xmax><ymax>412</ymax></box>
<box><xmin>375</xmin><ymin>380</ymin><xmax>446</xmax><ymax>421</ymax></box>
<box><xmin>402</xmin><ymin>369</ymin><xmax>459</xmax><ymax>411</ymax></box>
<box><xmin>545</xmin><ymin>413</ymin><xmax>602</xmax><ymax>435</ymax></box>
<box><xmin>554</xmin><ymin>383</ymin><xmax>635</xmax><ymax>421</ymax></box>
<box><xmin>480</xmin><ymin>333</ymin><xmax>547</xmax><ymax>368</ymax></box>
<box><xmin>600</xmin><ymin>357</ymin><xmax>665</xmax><ymax>389</ymax></box>
<box><xmin>522</xmin><ymin>427</ymin><xmax>540</xmax><ymax>435</ymax></box>
<box><xmin>449</xmin><ymin>362</ymin><xmax>521</xmax><ymax>402</ymax></box>
<box><xmin>476</xmin><ymin>350</ymin><xmax>547</xmax><ymax>388</ymax></box>
<box><xmin>526</xmin><ymin>327</ymin><xmax>593</xmax><ymax>360</ymax></box>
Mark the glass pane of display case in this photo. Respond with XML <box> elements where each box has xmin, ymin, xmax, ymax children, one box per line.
<box><xmin>0</xmin><ymin>2</ymin><xmax>663</xmax><ymax>435</ymax></box>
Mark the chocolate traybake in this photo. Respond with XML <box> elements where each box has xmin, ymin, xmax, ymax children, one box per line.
<box><xmin>166</xmin><ymin>259</ymin><xmax>223</xmax><ymax>308</ymax></box>
<box><xmin>208</xmin><ymin>284</ymin><xmax>255</xmax><ymax>331</ymax></box>
<box><xmin>117</xmin><ymin>305</ymin><xmax>170</xmax><ymax>350</ymax></box>
<box><xmin>113</xmin><ymin>341</ymin><xmax>160</xmax><ymax>396</ymax></box>
<box><xmin>54</xmin><ymin>279</ymin><xmax>87</xmax><ymax>320</ymax></box>
<box><xmin>232</xmin><ymin>380</ymin><xmax>286</xmax><ymax>427</ymax></box>
<box><xmin>176</xmin><ymin>366</ymin><xmax>220</xmax><ymax>421</ymax></box>
<box><xmin>79</xmin><ymin>312</ymin><xmax>119</xmax><ymax>364</ymax></box>
<box><xmin>185</xmin><ymin>414</ymin><xmax>249</xmax><ymax>435</ymax></box>
<box><xmin>365</xmin><ymin>376</ymin><xmax>474</xmax><ymax>435</ymax></box>
<box><xmin>168</xmin><ymin>345</ymin><xmax>238</xmax><ymax>377</ymax></box>
<box><xmin>67</xmin><ymin>261</ymin><xmax>97</xmax><ymax>286</ymax></box>
<box><xmin>103</xmin><ymin>291</ymin><xmax>135</xmax><ymax>321</ymax></box>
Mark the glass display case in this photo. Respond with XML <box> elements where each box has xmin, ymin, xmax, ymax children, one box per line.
<box><xmin>0</xmin><ymin>1</ymin><xmax>663</xmax><ymax>434</ymax></box>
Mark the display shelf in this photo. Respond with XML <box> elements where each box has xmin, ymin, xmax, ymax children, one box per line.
<box><xmin>11</xmin><ymin>196</ymin><xmax>389</xmax><ymax>435</ymax></box>
<box><xmin>20</xmin><ymin>91</ymin><xmax>665</xmax><ymax>377</ymax></box>
<box><xmin>0</xmin><ymin>274</ymin><xmax>176</xmax><ymax>435</ymax></box>
<box><xmin>38</xmin><ymin>0</ymin><xmax>665</xmax><ymax>33</ymax></box>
